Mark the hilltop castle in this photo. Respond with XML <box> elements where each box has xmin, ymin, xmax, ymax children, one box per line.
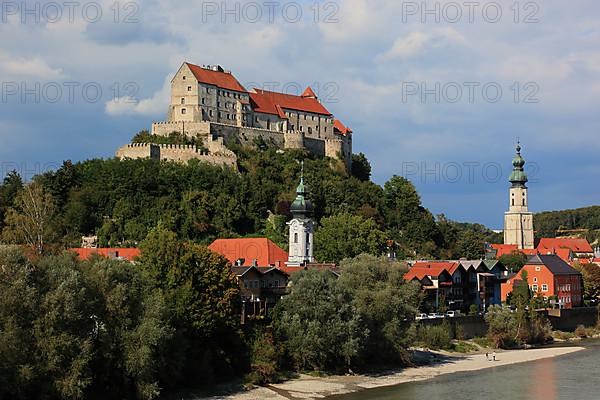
<box><xmin>117</xmin><ymin>62</ymin><xmax>353</xmax><ymax>168</ymax></box>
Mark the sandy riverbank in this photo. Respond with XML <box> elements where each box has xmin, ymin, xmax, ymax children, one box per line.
<box><xmin>196</xmin><ymin>346</ymin><xmax>584</xmax><ymax>400</ymax></box>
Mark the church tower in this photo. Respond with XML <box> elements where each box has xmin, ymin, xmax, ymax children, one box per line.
<box><xmin>504</xmin><ymin>142</ymin><xmax>535</xmax><ymax>249</ymax></box>
<box><xmin>287</xmin><ymin>168</ymin><xmax>314</xmax><ymax>266</ymax></box>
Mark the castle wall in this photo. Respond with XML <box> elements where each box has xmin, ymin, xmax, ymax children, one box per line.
<box><xmin>304</xmin><ymin>136</ymin><xmax>325</xmax><ymax>156</ymax></box>
<box><xmin>115</xmin><ymin>143</ymin><xmax>237</xmax><ymax>168</ymax></box>
<box><xmin>116</xmin><ymin>143</ymin><xmax>158</xmax><ymax>160</ymax></box>
<box><xmin>152</xmin><ymin>121</ymin><xmax>211</xmax><ymax>137</ymax></box>
<box><xmin>284</xmin><ymin>131</ymin><xmax>304</xmax><ymax>150</ymax></box>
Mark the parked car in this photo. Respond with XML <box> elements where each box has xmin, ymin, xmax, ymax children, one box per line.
<box><xmin>428</xmin><ymin>313</ymin><xmax>445</xmax><ymax>319</ymax></box>
<box><xmin>446</xmin><ymin>310</ymin><xmax>461</xmax><ymax>318</ymax></box>
<box><xmin>416</xmin><ymin>313</ymin><xmax>428</xmax><ymax>320</ymax></box>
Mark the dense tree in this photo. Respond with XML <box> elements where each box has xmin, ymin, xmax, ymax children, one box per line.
<box><xmin>573</xmin><ymin>262</ymin><xmax>600</xmax><ymax>300</ymax></box>
<box><xmin>350</xmin><ymin>153</ymin><xmax>371</xmax><ymax>181</ymax></box>
<box><xmin>138</xmin><ymin>225</ymin><xmax>245</xmax><ymax>385</ymax></box>
<box><xmin>0</xmin><ymin>246</ymin><xmax>173</xmax><ymax>400</ymax></box>
<box><xmin>314</xmin><ymin>213</ymin><xmax>386</xmax><ymax>263</ymax></box>
<box><xmin>499</xmin><ymin>252</ymin><xmax>528</xmax><ymax>273</ymax></box>
<box><xmin>274</xmin><ymin>270</ymin><xmax>367</xmax><ymax>372</ymax></box>
<box><xmin>383</xmin><ymin>175</ymin><xmax>442</xmax><ymax>255</ymax></box>
<box><xmin>337</xmin><ymin>255</ymin><xmax>422</xmax><ymax>364</ymax></box>
<box><xmin>2</xmin><ymin>181</ymin><xmax>58</xmax><ymax>254</ymax></box>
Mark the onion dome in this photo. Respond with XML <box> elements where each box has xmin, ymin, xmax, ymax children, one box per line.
<box><xmin>290</xmin><ymin>174</ymin><xmax>313</xmax><ymax>218</ymax></box>
<box><xmin>509</xmin><ymin>142</ymin><xmax>528</xmax><ymax>188</ymax></box>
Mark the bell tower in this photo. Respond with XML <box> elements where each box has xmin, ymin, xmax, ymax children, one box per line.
<box><xmin>504</xmin><ymin>142</ymin><xmax>535</xmax><ymax>249</ymax></box>
<box><xmin>287</xmin><ymin>164</ymin><xmax>314</xmax><ymax>266</ymax></box>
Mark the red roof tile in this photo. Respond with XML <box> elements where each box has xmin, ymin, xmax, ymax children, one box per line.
<box><xmin>185</xmin><ymin>62</ymin><xmax>247</xmax><ymax>93</ymax></box>
<box><xmin>71</xmin><ymin>248</ymin><xmax>140</xmax><ymax>262</ymax></box>
<box><xmin>302</xmin><ymin>87</ymin><xmax>317</xmax><ymax>98</ymax></box>
<box><xmin>253</xmin><ymin>88</ymin><xmax>332</xmax><ymax>116</ymax></box>
<box><xmin>333</xmin><ymin>119</ymin><xmax>352</xmax><ymax>135</ymax></box>
<box><xmin>249</xmin><ymin>91</ymin><xmax>287</xmax><ymax>118</ymax></box>
<box><xmin>208</xmin><ymin>238</ymin><xmax>288</xmax><ymax>267</ymax></box>
<box><xmin>537</xmin><ymin>238</ymin><xmax>594</xmax><ymax>254</ymax></box>
<box><xmin>404</xmin><ymin>262</ymin><xmax>457</xmax><ymax>280</ymax></box>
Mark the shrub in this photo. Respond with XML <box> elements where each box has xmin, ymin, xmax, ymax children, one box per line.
<box><xmin>574</xmin><ymin>325</ymin><xmax>588</xmax><ymax>338</ymax></box>
<box><xmin>418</xmin><ymin>322</ymin><xmax>452</xmax><ymax>350</ymax></box>
<box><xmin>246</xmin><ymin>328</ymin><xmax>281</xmax><ymax>385</ymax></box>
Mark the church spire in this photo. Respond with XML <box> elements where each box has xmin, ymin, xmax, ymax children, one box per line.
<box><xmin>509</xmin><ymin>141</ymin><xmax>528</xmax><ymax>188</ymax></box>
<box><xmin>287</xmin><ymin>164</ymin><xmax>315</xmax><ymax>266</ymax></box>
<box><xmin>290</xmin><ymin>161</ymin><xmax>313</xmax><ymax>218</ymax></box>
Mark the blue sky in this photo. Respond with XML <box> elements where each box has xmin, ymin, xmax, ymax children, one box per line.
<box><xmin>1</xmin><ymin>0</ymin><xmax>599</xmax><ymax>229</ymax></box>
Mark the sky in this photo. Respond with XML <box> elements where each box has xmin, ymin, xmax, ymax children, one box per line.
<box><xmin>0</xmin><ymin>0</ymin><xmax>599</xmax><ymax>229</ymax></box>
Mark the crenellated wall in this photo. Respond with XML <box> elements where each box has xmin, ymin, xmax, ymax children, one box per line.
<box><xmin>151</xmin><ymin>121</ymin><xmax>211</xmax><ymax>137</ymax></box>
<box><xmin>115</xmin><ymin>143</ymin><xmax>237</xmax><ymax>168</ymax></box>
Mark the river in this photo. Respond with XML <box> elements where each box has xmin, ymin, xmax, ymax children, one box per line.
<box><xmin>333</xmin><ymin>342</ymin><xmax>600</xmax><ymax>400</ymax></box>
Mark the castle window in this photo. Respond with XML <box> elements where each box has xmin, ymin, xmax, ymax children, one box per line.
<box><xmin>308</xmin><ymin>127</ymin><xmax>312</xmax><ymax>135</ymax></box>
<box><xmin>201</xmin><ymin>98</ymin><xmax>205</xmax><ymax>105</ymax></box>
<box><xmin>219</xmin><ymin>112</ymin><xmax>223</xmax><ymax>118</ymax></box>
<box><xmin>294</xmin><ymin>233</ymin><xmax>298</xmax><ymax>243</ymax></box>
<box><xmin>512</xmin><ymin>199</ymin><xmax>515</xmax><ymax>206</ymax></box>
<box><xmin>181</xmin><ymin>98</ymin><xmax>185</xmax><ymax>104</ymax></box>
<box><xmin>187</xmin><ymin>86</ymin><xmax>192</xmax><ymax>91</ymax></box>
<box><xmin>324</xmin><ymin>127</ymin><xmax>327</xmax><ymax>132</ymax></box>
<box><xmin>522</xmin><ymin>198</ymin><xmax>525</xmax><ymax>206</ymax></box>
<box><xmin>209</xmin><ymin>110</ymin><xmax>213</xmax><ymax>117</ymax></box>
<box><xmin>255</xmin><ymin>116</ymin><xmax>259</xmax><ymax>123</ymax></box>
<box><xmin>300</xmin><ymin>126</ymin><xmax>303</xmax><ymax>132</ymax></box>
<box><xmin>182</xmin><ymin>76</ymin><xmax>186</xmax><ymax>80</ymax></box>
<box><xmin>181</xmin><ymin>108</ymin><xmax>186</xmax><ymax>114</ymax></box>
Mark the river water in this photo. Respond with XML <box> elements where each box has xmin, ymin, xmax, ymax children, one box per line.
<box><xmin>334</xmin><ymin>342</ymin><xmax>600</xmax><ymax>400</ymax></box>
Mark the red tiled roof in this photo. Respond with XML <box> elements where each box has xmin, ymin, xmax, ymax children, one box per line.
<box><xmin>208</xmin><ymin>238</ymin><xmax>288</xmax><ymax>267</ymax></box>
<box><xmin>491</xmin><ymin>244</ymin><xmax>518</xmax><ymax>257</ymax></box>
<box><xmin>537</xmin><ymin>238</ymin><xmax>594</xmax><ymax>254</ymax></box>
<box><xmin>404</xmin><ymin>262</ymin><xmax>456</xmax><ymax>280</ymax></box>
<box><xmin>185</xmin><ymin>62</ymin><xmax>247</xmax><ymax>93</ymax></box>
<box><xmin>302</xmin><ymin>87</ymin><xmax>317</xmax><ymax>98</ymax></box>
<box><xmin>491</xmin><ymin>244</ymin><xmax>539</xmax><ymax>258</ymax></box>
<box><xmin>249</xmin><ymin>91</ymin><xmax>287</xmax><ymax>118</ymax></box>
<box><xmin>333</xmin><ymin>119</ymin><xmax>352</xmax><ymax>135</ymax></box>
<box><xmin>252</xmin><ymin>88</ymin><xmax>332</xmax><ymax>116</ymax></box>
<box><xmin>71</xmin><ymin>248</ymin><xmax>140</xmax><ymax>262</ymax></box>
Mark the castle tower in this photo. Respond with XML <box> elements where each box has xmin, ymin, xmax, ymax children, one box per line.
<box><xmin>504</xmin><ymin>142</ymin><xmax>535</xmax><ymax>249</ymax></box>
<box><xmin>287</xmin><ymin>165</ymin><xmax>314</xmax><ymax>266</ymax></box>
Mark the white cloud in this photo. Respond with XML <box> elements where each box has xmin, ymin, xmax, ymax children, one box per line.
<box><xmin>105</xmin><ymin>75</ymin><xmax>171</xmax><ymax>117</ymax></box>
<box><xmin>0</xmin><ymin>53</ymin><xmax>66</xmax><ymax>80</ymax></box>
<box><xmin>378</xmin><ymin>32</ymin><xmax>431</xmax><ymax>61</ymax></box>
<box><xmin>377</xmin><ymin>28</ymin><xmax>466</xmax><ymax>62</ymax></box>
